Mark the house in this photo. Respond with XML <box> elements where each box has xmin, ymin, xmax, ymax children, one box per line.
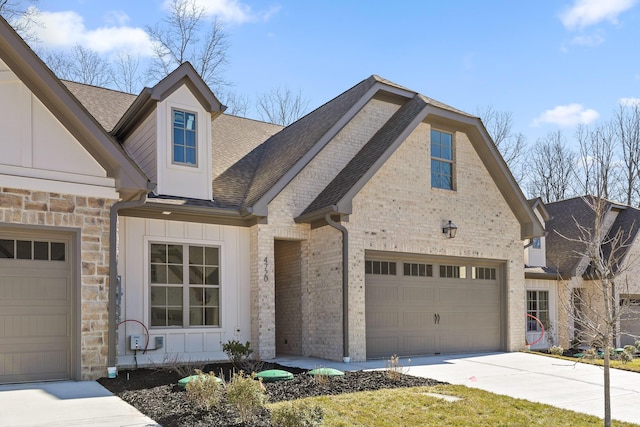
<box><xmin>525</xmin><ymin>196</ymin><xmax>640</xmax><ymax>351</ymax></box>
<box><xmin>0</xmin><ymin>16</ymin><xmax>544</xmax><ymax>383</ymax></box>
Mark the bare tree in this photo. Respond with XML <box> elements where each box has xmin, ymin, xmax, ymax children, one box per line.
<box><xmin>527</xmin><ymin>130</ymin><xmax>577</xmax><ymax>202</ymax></box>
<box><xmin>220</xmin><ymin>90</ymin><xmax>249</xmax><ymax>117</ymax></box>
<box><xmin>113</xmin><ymin>51</ymin><xmax>145</xmax><ymax>94</ymax></box>
<box><xmin>613</xmin><ymin>104</ymin><xmax>640</xmax><ymax>206</ymax></box>
<box><xmin>257</xmin><ymin>86</ymin><xmax>309</xmax><ymax>126</ymax></box>
<box><xmin>557</xmin><ymin>193</ymin><xmax>638</xmax><ymax>427</ymax></box>
<box><xmin>0</xmin><ymin>0</ymin><xmax>40</xmax><ymax>42</ymax></box>
<box><xmin>575</xmin><ymin>123</ymin><xmax>620</xmax><ymax>201</ymax></box>
<box><xmin>42</xmin><ymin>45</ymin><xmax>112</xmax><ymax>87</ymax></box>
<box><xmin>146</xmin><ymin>0</ymin><xmax>229</xmax><ymax>90</ymax></box>
<box><xmin>478</xmin><ymin>106</ymin><xmax>527</xmax><ymax>182</ymax></box>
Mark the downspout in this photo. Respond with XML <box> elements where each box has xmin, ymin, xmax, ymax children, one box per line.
<box><xmin>108</xmin><ymin>193</ymin><xmax>148</xmax><ymax>367</ymax></box>
<box><xmin>325</xmin><ymin>212</ymin><xmax>350</xmax><ymax>362</ymax></box>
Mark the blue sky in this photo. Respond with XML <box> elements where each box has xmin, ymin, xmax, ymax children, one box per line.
<box><xmin>27</xmin><ymin>0</ymin><xmax>640</xmax><ymax>143</ymax></box>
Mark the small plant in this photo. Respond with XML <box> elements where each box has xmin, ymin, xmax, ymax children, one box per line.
<box><xmin>185</xmin><ymin>370</ymin><xmax>223</xmax><ymax>410</ymax></box>
<box><xmin>583</xmin><ymin>348</ymin><xmax>598</xmax><ymax>359</ymax></box>
<box><xmin>624</xmin><ymin>344</ymin><xmax>637</xmax><ymax>355</ymax></box>
<box><xmin>241</xmin><ymin>355</ymin><xmax>266</xmax><ymax>375</ymax></box>
<box><xmin>549</xmin><ymin>345</ymin><xmax>564</xmax><ymax>356</ymax></box>
<box><xmin>270</xmin><ymin>401</ymin><xmax>324</xmax><ymax>427</ymax></box>
<box><xmin>226</xmin><ymin>370</ymin><xmax>267</xmax><ymax>423</ymax></box>
<box><xmin>635</xmin><ymin>340</ymin><xmax>640</xmax><ymax>351</ymax></box>
<box><xmin>385</xmin><ymin>354</ymin><xmax>409</xmax><ymax>381</ymax></box>
<box><xmin>149</xmin><ymin>353</ymin><xmax>204</xmax><ymax>377</ymax></box>
<box><xmin>312</xmin><ymin>367</ymin><xmax>330</xmax><ymax>385</ymax></box>
<box><xmin>620</xmin><ymin>349</ymin><xmax>634</xmax><ymax>363</ymax></box>
<box><xmin>222</xmin><ymin>340</ymin><xmax>253</xmax><ymax>368</ymax></box>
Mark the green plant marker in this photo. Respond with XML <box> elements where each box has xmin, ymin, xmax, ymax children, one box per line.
<box><xmin>256</xmin><ymin>369</ymin><xmax>294</xmax><ymax>382</ymax></box>
<box><xmin>178</xmin><ymin>374</ymin><xmax>222</xmax><ymax>388</ymax></box>
<box><xmin>308</xmin><ymin>368</ymin><xmax>344</xmax><ymax>377</ymax></box>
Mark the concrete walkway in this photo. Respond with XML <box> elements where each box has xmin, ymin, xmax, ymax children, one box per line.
<box><xmin>272</xmin><ymin>352</ymin><xmax>640</xmax><ymax>425</ymax></box>
<box><xmin>0</xmin><ymin>380</ymin><xmax>158</xmax><ymax>427</ymax></box>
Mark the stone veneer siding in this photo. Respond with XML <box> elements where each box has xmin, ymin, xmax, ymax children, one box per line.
<box><xmin>0</xmin><ymin>187</ymin><xmax>115</xmax><ymax>380</ymax></box>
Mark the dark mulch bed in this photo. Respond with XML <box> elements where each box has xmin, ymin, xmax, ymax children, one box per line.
<box><xmin>98</xmin><ymin>361</ymin><xmax>445</xmax><ymax>427</ymax></box>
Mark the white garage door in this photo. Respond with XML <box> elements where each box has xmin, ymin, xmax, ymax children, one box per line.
<box><xmin>365</xmin><ymin>256</ymin><xmax>503</xmax><ymax>358</ymax></box>
<box><xmin>0</xmin><ymin>235</ymin><xmax>72</xmax><ymax>383</ymax></box>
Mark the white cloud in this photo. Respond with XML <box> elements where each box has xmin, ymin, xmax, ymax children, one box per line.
<box><xmin>29</xmin><ymin>9</ymin><xmax>153</xmax><ymax>56</ymax></box>
<box><xmin>620</xmin><ymin>97</ymin><xmax>640</xmax><ymax>106</ymax></box>
<box><xmin>532</xmin><ymin>103</ymin><xmax>600</xmax><ymax>127</ymax></box>
<box><xmin>164</xmin><ymin>0</ymin><xmax>280</xmax><ymax>24</ymax></box>
<box><xmin>569</xmin><ymin>33</ymin><xmax>605</xmax><ymax>47</ymax></box>
<box><xmin>560</xmin><ymin>0</ymin><xmax>637</xmax><ymax>30</ymax></box>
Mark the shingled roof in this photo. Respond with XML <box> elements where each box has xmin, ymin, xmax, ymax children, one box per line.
<box><xmin>62</xmin><ymin>81</ymin><xmax>136</xmax><ymax>131</ymax></box>
<box><xmin>546</xmin><ymin>196</ymin><xmax>640</xmax><ymax>277</ymax></box>
<box><xmin>211</xmin><ymin>75</ymin><xmax>380</xmax><ymax>210</ymax></box>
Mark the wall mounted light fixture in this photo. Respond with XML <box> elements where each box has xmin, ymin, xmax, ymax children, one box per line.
<box><xmin>442</xmin><ymin>220</ymin><xmax>457</xmax><ymax>238</ymax></box>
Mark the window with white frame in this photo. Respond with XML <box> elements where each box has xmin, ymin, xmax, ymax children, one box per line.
<box><xmin>527</xmin><ymin>290</ymin><xmax>549</xmax><ymax>332</ymax></box>
<box><xmin>172</xmin><ymin>109</ymin><xmax>197</xmax><ymax>166</ymax></box>
<box><xmin>532</xmin><ymin>237</ymin><xmax>541</xmax><ymax>249</ymax></box>
<box><xmin>150</xmin><ymin>243</ymin><xmax>220</xmax><ymax>327</ymax></box>
<box><xmin>431</xmin><ymin>129</ymin><xmax>454</xmax><ymax>190</ymax></box>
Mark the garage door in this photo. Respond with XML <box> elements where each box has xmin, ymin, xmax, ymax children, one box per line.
<box><xmin>365</xmin><ymin>256</ymin><xmax>502</xmax><ymax>358</ymax></box>
<box><xmin>620</xmin><ymin>297</ymin><xmax>640</xmax><ymax>347</ymax></box>
<box><xmin>0</xmin><ymin>236</ymin><xmax>72</xmax><ymax>383</ymax></box>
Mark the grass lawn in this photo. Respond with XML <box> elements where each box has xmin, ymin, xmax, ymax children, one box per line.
<box><xmin>267</xmin><ymin>384</ymin><xmax>640</xmax><ymax>427</ymax></box>
<box><xmin>533</xmin><ymin>351</ymin><xmax>640</xmax><ymax>373</ymax></box>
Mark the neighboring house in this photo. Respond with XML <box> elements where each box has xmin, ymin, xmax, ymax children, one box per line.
<box><xmin>0</xmin><ymin>16</ymin><xmax>544</xmax><ymax>383</ymax></box>
<box><xmin>524</xmin><ymin>198</ymin><xmax>558</xmax><ymax>350</ymax></box>
<box><xmin>526</xmin><ymin>196</ymin><xmax>640</xmax><ymax>350</ymax></box>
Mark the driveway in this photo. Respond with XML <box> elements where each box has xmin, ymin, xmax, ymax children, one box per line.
<box><xmin>273</xmin><ymin>352</ymin><xmax>640</xmax><ymax>425</ymax></box>
<box><xmin>0</xmin><ymin>380</ymin><xmax>157</xmax><ymax>426</ymax></box>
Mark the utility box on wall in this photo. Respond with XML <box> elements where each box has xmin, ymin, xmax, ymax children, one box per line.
<box><xmin>129</xmin><ymin>335</ymin><xmax>145</xmax><ymax>350</ymax></box>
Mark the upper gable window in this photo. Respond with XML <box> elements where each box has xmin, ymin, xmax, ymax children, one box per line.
<box><xmin>172</xmin><ymin>109</ymin><xmax>197</xmax><ymax>166</ymax></box>
<box><xmin>431</xmin><ymin>129</ymin><xmax>453</xmax><ymax>190</ymax></box>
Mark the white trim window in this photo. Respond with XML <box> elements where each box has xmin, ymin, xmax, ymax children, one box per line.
<box><xmin>527</xmin><ymin>290</ymin><xmax>549</xmax><ymax>332</ymax></box>
<box><xmin>150</xmin><ymin>243</ymin><xmax>220</xmax><ymax>327</ymax></box>
<box><xmin>172</xmin><ymin>109</ymin><xmax>197</xmax><ymax>166</ymax></box>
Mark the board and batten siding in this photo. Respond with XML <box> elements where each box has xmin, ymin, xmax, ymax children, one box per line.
<box><xmin>117</xmin><ymin>216</ymin><xmax>251</xmax><ymax>367</ymax></box>
<box><xmin>123</xmin><ymin>111</ymin><xmax>157</xmax><ymax>188</ymax></box>
<box><xmin>0</xmin><ymin>58</ymin><xmax>117</xmax><ymax>199</ymax></box>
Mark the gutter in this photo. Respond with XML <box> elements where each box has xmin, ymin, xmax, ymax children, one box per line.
<box><xmin>108</xmin><ymin>193</ymin><xmax>149</xmax><ymax>367</ymax></box>
<box><xmin>325</xmin><ymin>212</ymin><xmax>350</xmax><ymax>362</ymax></box>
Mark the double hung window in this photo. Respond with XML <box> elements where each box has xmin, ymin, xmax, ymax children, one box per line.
<box><xmin>150</xmin><ymin>243</ymin><xmax>220</xmax><ymax>327</ymax></box>
<box><xmin>431</xmin><ymin>129</ymin><xmax>453</xmax><ymax>190</ymax></box>
<box><xmin>172</xmin><ymin>109</ymin><xmax>197</xmax><ymax>166</ymax></box>
<box><xmin>527</xmin><ymin>290</ymin><xmax>549</xmax><ymax>332</ymax></box>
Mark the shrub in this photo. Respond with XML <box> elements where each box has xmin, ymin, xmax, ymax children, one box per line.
<box><xmin>226</xmin><ymin>371</ymin><xmax>267</xmax><ymax>423</ymax></box>
<box><xmin>185</xmin><ymin>370</ymin><xmax>223</xmax><ymax>411</ymax></box>
<box><xmin>624</xmin><ymin>345</ymin><xmax>637</xmax><ymax>355</ymax></box>
<box><xmin>635</xmin><ymin>340</ymin><xmax>640</xmax><ymax>351</ymax></box>
<box><xmin>270</xmin><ymin>401</ymin><xmax>324</xmax><ymax>427</ymax></box>
<box><xmin>620</xmin><ymin>349</ymin><xmax>634</xmax><ymax>363</ymax></box>
<box><xmin>549</xmin><ymin>345</ymin><xmax>564</xmax><ymax>356</ymax></box>
<box><xmin>583</xmin><ymin>348</ymin><xmax>598</xmax><ymax>359</ymax></box>
<box><xmin>222</xmin><ymin>340</ymin><xmax>253</xmax><ymax>368</ymax></box>
<box><xmin>385</xmin><ymin>354</ymin><xmax>409</xmax><ymax>380</ymax></box>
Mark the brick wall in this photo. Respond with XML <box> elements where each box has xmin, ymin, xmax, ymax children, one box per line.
<box><xmin>274</xmin><ymin>240</ymin><xmax>302</xmax><ymax>355</ymax></box>
<box><xmin>0</xmin><ymin>187</ymin><xmax>115</xmax><ymax>379</ymax></box>
<box><xmin>253</xmin><ymin>97</ymin><xmax>529</xmax><ymax>361</ymax></box>
<box><xmin>347</xmin><ymin>122</ymin><xmax>526</xmax><ymax>355</ymax></box>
